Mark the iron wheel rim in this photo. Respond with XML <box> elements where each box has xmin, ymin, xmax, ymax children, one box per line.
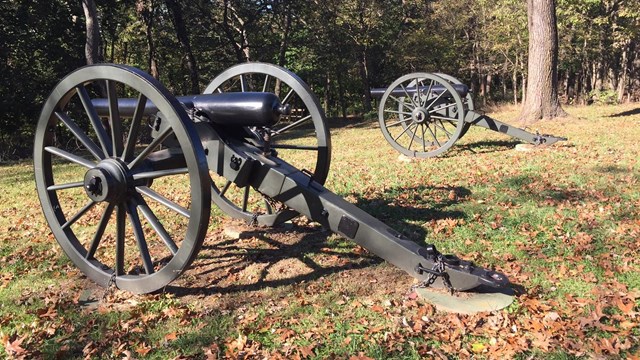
<box><xmin>203</xmin><ymin>62</ymin><xmax>331</xmax><ymax>226</ymax></box>
<box><xmin>34</xmin><ymin>64</ymin><xmax>210</xmax><ymax>294</ymax></box>
<box><xmin>378</xmin><ymin>73</ymin><xmax>465</xmax><ymax>158</ymax></box>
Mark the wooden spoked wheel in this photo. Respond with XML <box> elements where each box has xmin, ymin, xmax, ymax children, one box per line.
<box><xmin>34</xmin><ymin>64</ymin><xmax>210</xmax><ymax>294</ymax></box>
<box><xmin>203</xmin><ymin>63</ymin><xmax>331</xmax><ymax>226</ymax></box>
<box><xmin>378</xmin><ymin>73</ymin><xmax>465</xmax><ymax>158</ymax></box>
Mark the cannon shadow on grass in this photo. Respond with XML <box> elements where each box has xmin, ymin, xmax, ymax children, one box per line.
<box><xmin>444</xmin><ymin>139</ymin><xmax>522</xmax><ymax>157</ymax></box>
<box><xmin>608</xmin><ymin>108</ymin><xmax>640</xmax><ymax>117</ymax></box>
<box><xmin>166</xmin><ymin>185</ymin><xmax>470</xmax><ymax>299</ymax></box>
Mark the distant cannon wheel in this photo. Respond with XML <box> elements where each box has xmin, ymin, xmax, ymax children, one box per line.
<box><xmin>378</xmin><ymin>73</ymin><xmax>465</xmax><ymax>158</ymax></box>
<box><xmin>435</xmin><ymin>73</ymin><xmax>474</xmax><ymax>139</ymax></box>
<box><xmin>34</xmin><ymin>64</ymin><xmax>210</xmax><ymax>294</ymax></box>
<box><xmin>204</xmin><ymin>63</ymin><xmax>331</xmax><ymax>226</ymax></box>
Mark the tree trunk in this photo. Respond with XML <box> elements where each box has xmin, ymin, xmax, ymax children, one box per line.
<box><xmin>123</xmin><ymin>41</ymin><xmax>128</xmax><ymax>64</ymax></box>
<box><xmin>165</xmin><ymin>0</ymin><xmax>199</xmax><ymax>94</ymax></box>
<box><xmin>617</xmin><ymin>40</ymin><xmax>629</xmax><ymax>103</ymax></box>
<box><xmin>627</xmin><ymin>40</ymin><xmax>637</xmax><ymax>102</ymax></box>
<box><xmin>324</xmin><ymin>74</ymin><xmax>330</xmax><ymax>115</ymax></box>
<box><xmin>518</xmin><ymin>0</ymin><xmax>566</xmax><ymax>123</ymax></box>
<box><xmin>222</xmin><ymin>0</ymin><xmax>250</xmax><ymax>63</ymax></box>
<box><xmin>576</xmin><ymin>70</ymin><xmax>583</xmax><ymax>105</ymax></box>
<box><xmin>521</xmin><ymin>74</ymin><xmax>526</xmax><ymax>104</ymax></box>
<box><xmin>512</xmin><ymin>63</ymin><xmax>518</xmax><ymax>105</ymax></box>
<box><xmin>337</xmin><ymin>72</ymin><xmax>347</xmax><ymax>120</ymax></box>
<box><xmin>109</xmin><ymin>37</ymin><xmax>115</xmax><ymax>62</ymax></box>
<box><xmin>147</xmin><ymin>31</ymin><xmax>159</xmax><ymax>79</ymax></box>
<box><xmin>277</xmin><ymin>4</ymin><xmax>292</xmax><ymax>67</ymax></box>
<box><xmin>81</xmin><ymin>0</ymin><xmax>102</xmax><ymax>65</ymax></box>
<box><xmin>358</xmin><ymin>48</ymin><xmax>372</xmax><ymax>113</ymax></box>
<box><xmin>137</xmin><ymin>0</ymin><xmax>159</xmax><ymax>79</ymax></box>
<box><xmin>502</xmin><ymin>74</ymin><xmax>507</xmax><ymax>100</ymax></box>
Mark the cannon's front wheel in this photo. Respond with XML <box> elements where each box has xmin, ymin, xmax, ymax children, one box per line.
<box><xmin>34</xmin><ymin>64</ymin><xmax>210</xmax><ymax>294</ymax></box>
<box><xmin>378</xmin><ymin>73</ymin><xmax>465</xmax><ymax>158</ymax></box>
<box><xmin>203</xmin><ymin>63</ymin><xmax>331</xmax><ymax>226</ymax></box>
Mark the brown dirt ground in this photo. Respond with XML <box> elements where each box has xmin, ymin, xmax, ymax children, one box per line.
<box><xmin>79</xmin><ymin>216</ymin><xmax>416</xmax><ymax>312</ymax></box>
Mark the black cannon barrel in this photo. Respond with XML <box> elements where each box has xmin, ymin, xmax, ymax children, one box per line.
<box><xmin>91</xmin><ymin>92</ymin><xmax>286</xmax><ymax>127</ymax></box>
<box><xmin>370</xmin><ymin>84</ymin><xmax>469</xmax><ymax>99</ymax></box>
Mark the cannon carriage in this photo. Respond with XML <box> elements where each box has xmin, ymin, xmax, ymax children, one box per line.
<box><xmin>373</xmin><ymin>72</ymin><xmax>566</xmax><ymax>158</ymax></box>
<box><xmin>34</xmin><ymin>63</ymin><xmax>508</xmax><ymax>295</ymax></box>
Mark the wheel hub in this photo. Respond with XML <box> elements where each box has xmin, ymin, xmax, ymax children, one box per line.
<box><xmin>84</xmin><ymin>159</ymin><xmax>130</xmax><ymax>203</ymax></box>
<box><xmin>412</xmin><ymin>108</ymin><xmax>430</xmax><ymax>124</ymax></box>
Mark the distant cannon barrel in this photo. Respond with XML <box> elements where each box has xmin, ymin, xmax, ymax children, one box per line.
<box><xmin>370</xmin><ymin>84</ymin><xmax>469</xmax><ymax>99</ymax></box>
<box><xmin>91</xmin><ymin>92</ymin><xmax>287</xmax><ymax>127</ymax></box>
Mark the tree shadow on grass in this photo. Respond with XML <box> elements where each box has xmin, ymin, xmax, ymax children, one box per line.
<box><xmin>500</xmin><ymin>172</ymin><xmax>630</xmax><ymax>205</ymax></box>
<box><xmin>353</xmin><ymin>184</ymin><xmax>471</xmax><ymax>241</ymax></box>
<box><xmin>593</xmin><ymin>164</ymin><xmax>632</xmax><ymax>174</ymax></box>
<box><xmin>499</xmin><ymin>174</ymin><xmax>594</xmax><ymax>210</ymax></box>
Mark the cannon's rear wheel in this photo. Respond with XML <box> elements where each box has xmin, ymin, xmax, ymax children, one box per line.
<box><xmin>435</xmin><ymin>73</ymin><xmax>474</xmax><ymax>139</ymax></box>
<box><xmin>378</xmin><ymin>73</ymin><xmax>465</xmax><ymax>158</ymax></box>
<box><xmin>34</xmin><ymin>64</ymin><xmax>210</xmax><ymax>294</ymax></box>
<box><xmin>203</xmin><ymin>63</ymin><xmax>331</xmax><ymax>226</ymax></box>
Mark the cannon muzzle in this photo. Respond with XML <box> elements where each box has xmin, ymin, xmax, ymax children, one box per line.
<box><xmin>91</xmin><ymin>92</ymin><xmax>284</xmax><ymax>127</ymax></box>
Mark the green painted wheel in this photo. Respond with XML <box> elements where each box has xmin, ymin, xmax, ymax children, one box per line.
<box><xmin>378</xmin><ymin>73</ymin><xmax>465</xmax><ymax>158</ymax></box>
<box><xmin>203</xmin><ymin>63</ymin><xmax>331</xmax><ymax>226</ymax></box>
<box><xmin>434</xmin><ymin>73</ymin><xmax>474</xmax><ymax>139</ymax></box>
<box><xmin>34</xmin><ymin>64</ymin><xmax>210</xmax><ymax>294</ymax></box>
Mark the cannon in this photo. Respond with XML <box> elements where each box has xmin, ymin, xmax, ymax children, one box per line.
<box><xmin>372</xmin><ymin>72</ymin><xmax>566</xmax><ymax>158</ymax></box>
<box><xmin>34</xmin><ymin>63</ymin><xmax>508</xmax><ymax>295</ymax></box>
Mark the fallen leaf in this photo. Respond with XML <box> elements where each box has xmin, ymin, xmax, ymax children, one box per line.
<box><xmin>615</xmin><ymin>298</ymin><xmax>636</xmax><ymax>314</ymax></box>
<box><xmin>471</xmin><ymin>342</ymin><xmax>485</xmax><ymax>353</ymax></box>
<box><xmin>349</xmin><ymin>354</ymin><xmax>374</xmax><ymax>360</ymax></box>
<box><xmin>343</xmin><ymin>336</ymin><xmax>352</xmax><ymax>345</ymax></box>
<box><xmin>298</xmin><ymin>344</ymin><xmax>315</xmax><ymax>358</ymax></box>
<box><xmin>135</xmin><ymin>343</ymin><xmax>151</xmax><ymax>356</ymax></box>
<box><xmin>4</xmin><ymin>334</ymin><xmax>27</xmax><ymax>355</ymax></box>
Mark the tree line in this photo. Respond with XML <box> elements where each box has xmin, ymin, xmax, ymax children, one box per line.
<box><xmin>0</xmin><ymin>0</ymin><xmax>638</xmax><ymax>159</ymax></box>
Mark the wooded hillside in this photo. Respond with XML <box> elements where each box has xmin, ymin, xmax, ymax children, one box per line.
<box><xmin>1</xmin><ymin>0</ymin><xmax>638</xmax><ymax>158</ymax></box>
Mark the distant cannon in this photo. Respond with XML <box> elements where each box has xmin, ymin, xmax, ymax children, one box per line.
<box><xmin>34</xmin><ymin>63</ymin><xmax>508</xmax><ymax>295</ymax></box>
<box><xmin>372</xmin><ymin>73</ymin><xmax>566</xmax><ymax>158</ymax></box>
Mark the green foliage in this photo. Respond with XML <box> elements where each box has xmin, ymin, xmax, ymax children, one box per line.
<box><xmin>1</xmin><ymin>0</ymin><xmax>639</xmax><ymax>159</ymax></box>
<box><xmin>0</xmin><ymin>0</ymin><xmax>85</xmax><ymax>159</ymax></box>
<box><xmin>588</xmin><ymin>89</ymin><xmax>619</xmax><ymax>105</ymax></box>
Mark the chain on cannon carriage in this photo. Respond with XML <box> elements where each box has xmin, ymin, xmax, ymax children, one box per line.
<box><xmin>34</xmin><ymin>63</ymin><xmax>519</xmax><ymax>312</ymax></box>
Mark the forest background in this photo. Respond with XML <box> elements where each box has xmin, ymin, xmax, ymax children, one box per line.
<box><xmin>0</xmin><ymin>0</ymin><xmax>639</xmax><ymax>159</ymax></box>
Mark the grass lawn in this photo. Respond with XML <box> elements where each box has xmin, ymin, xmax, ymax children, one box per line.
<box><xmin>0</xmin><ymin>103</ymin><xmax>638</xmax><ymax>359</ymax></box>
